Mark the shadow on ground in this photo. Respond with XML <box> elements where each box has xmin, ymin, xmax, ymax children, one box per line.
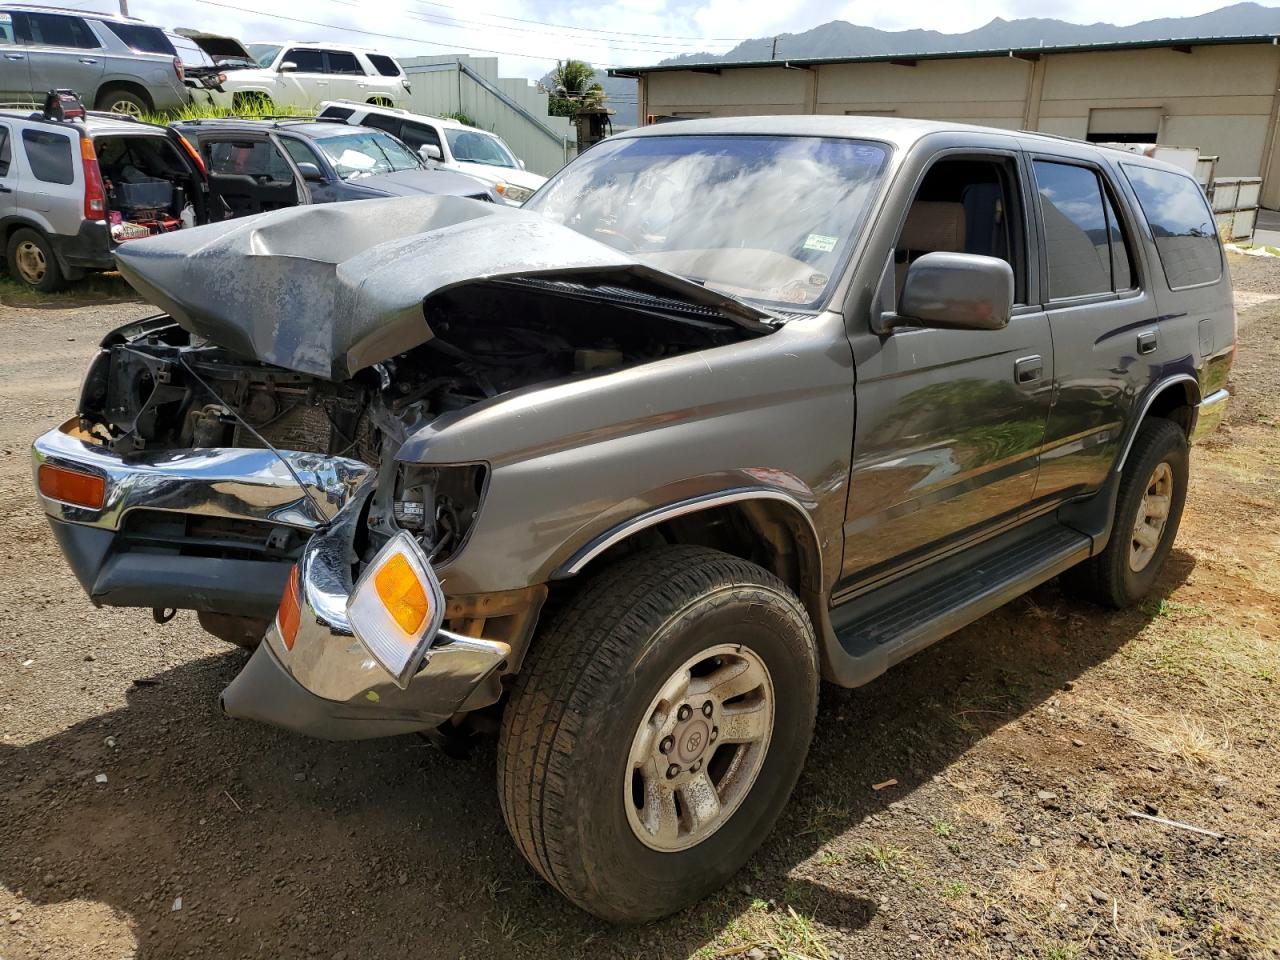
<box><xmin>0</xmin><ymin>552</ymin><xmax>1194</xmax><ymax>959</ymax></box>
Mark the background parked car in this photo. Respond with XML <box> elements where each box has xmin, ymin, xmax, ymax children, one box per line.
<box><xmin>170</xmin><ymin>30</ymin><xmax>257</xmax><ymax>109</ymax></box>
<box><xmin>0</xmin><ymin>5</ymin><xmax>187</xmax><ymax>116</ymax></box>
<box><xmin>172</xmin><ymin>118</ymin><xmax>498</xmax><ymax>219</ymax></box>
<box><xmin>217</xmin><ymin>42</ymin><xmax>410</xmax><ymax>111</ymax></box>
<box><xmin>318</xmin><ymin>100</ymin><xmax>546</xmax><ymax>204</ymax></box>
<box><xmin>0</xmin><ymin>97</ymin><xmax>207</xmax><ymax>290</ymax></box>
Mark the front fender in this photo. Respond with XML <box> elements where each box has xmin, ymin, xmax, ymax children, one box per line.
<box><xmin>397</xmin><ymin>312</ymin><xmax>857</xmax><ymax>596</ymax></box>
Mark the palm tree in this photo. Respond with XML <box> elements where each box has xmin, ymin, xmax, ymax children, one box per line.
<box><xmin>551</xmin><ymin>59</ymin><xmax>596</xmax><ymax>97</ymax></box>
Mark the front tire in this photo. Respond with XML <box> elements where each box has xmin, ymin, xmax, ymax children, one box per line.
<box><xmin>498</xmin><ymin>546</ymin><xmax>819</xmax><ymax>923</ymax></box>
<box><xmin>1063</xmin><ymin>418</ymin><xmax>1189</xmax><ymax>608</ymax></box>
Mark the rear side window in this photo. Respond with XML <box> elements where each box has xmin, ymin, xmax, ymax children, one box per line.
<box><xmin>22</xmin><ymin>129</ymin><xmax>74</xmax><ymax>184</ymax></box>
<box><xmin>1033</xmin><ymin>160</ymin><xmax>1134</xmax><ymax>300</ymax></box>
<box><xmin>100</xmin><ymin>22</ymin><xmax>176</xmax><ymax>55</ymax></box>
<box><xmin>366</xmin><ymin>54</ymin><xmax>401</xmax><ymax>77</ymax></box>
<box><xmin>284</xmin><ymin>48</ymin><xmax>324</xmax><ymax>72</ymax></box>
<box><xmin>1122</xmin><ymin>164</ymin><xmax>1222</xmax><ymax>289</ymax></box>
<box><xmin>0</xmin><ymin>126</ymin><xmax>11</xmax><ymax>177</ymax></box>
<box><xmin>324</xmin><ymin>50</ymin><xmax>363</xmax><ymax>75</ymax></box>
<box><xmin>17</xmin><ymin>12</ymin><xmax>99</xmax><ymax>49</ymax></box>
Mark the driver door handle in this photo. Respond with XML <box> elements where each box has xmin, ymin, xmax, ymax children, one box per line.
<box><xmin>1014</xmin><ymin>355</ymin><xmax>1043</xmax><ymax>385</ymax></box>
<box><xmin>4</xmin><ymin>54</ymin><xmax>24</xmax><ymax>60</ymax></box>
<box><xmin>78</xmin><ymin>57</ymin><xmax>98</xmax><ymax>64</ymax></box>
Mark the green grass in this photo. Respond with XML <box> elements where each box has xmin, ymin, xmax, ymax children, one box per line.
<box><xmin>143</xmin><ymin>101</ymin><xmax>317</xmax><ymax>126</ymax></box>
<box><xmin>0</xmin><ymin>273</ymin><xmax>137</xmax><ymax>308</ymax></box>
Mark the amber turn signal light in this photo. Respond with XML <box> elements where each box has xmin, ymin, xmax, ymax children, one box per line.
<box><xmin>277</xmin><ymin>565</ymin><xmax>302</xmax><ymax>651</ymax></box>
<box><xmin>38</xmin><ymin>463</ymin><xmax>106</xmax><ymax>509</ymax></box>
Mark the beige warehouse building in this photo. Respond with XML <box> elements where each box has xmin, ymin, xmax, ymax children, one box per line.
<box><xmin>612</xmin><ymin>36</ymin><xmax>1280</xmax><ymax>208</ymax></box>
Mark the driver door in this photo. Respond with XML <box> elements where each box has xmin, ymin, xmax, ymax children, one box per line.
<box><xmin>839</xmin><ymin>148</ymin><xmax>1054</xmax><ymax>592</ymax></box>
<box><xmin>199</xmin><ymin>133</ymin><xmax>306</xmax><ymax>220</ymax></box>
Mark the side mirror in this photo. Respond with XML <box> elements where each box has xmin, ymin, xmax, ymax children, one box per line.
<box><xmin>517</xmin><ymin>158</ymin><xmax>526</xmax><ymax>170</ymax></box>
<box><xmin>884</xmin><ymin>252</ymin><xmax>1014</xmax><ymax>333</ymax></box>
<box><xmin>295</xmin><ymin>161</ymin><xmax>325</xmax><ymax>182</ymax></box>
<box><xmin>418</xmin><ymin>143</ymin><xmax>442</xmax><ymax>162</ymax></box>
<box><xmin>278</xmin><ymin>61</ymin><xmax>297</xmax><ymax>73</ymax></box>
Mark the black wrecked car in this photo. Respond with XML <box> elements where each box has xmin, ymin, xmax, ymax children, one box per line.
<box><xmin>171</xmin><ymin>117</ymin><xmax>499</xmax><ymax>218</ymax></box>
<box><xmin>34</xmin><ymin>117</ymin><xmax>1234</xmax><ymax>922</ymax></box>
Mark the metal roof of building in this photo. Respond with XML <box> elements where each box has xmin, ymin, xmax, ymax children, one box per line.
<box><xmin>610</xmin><ymin>33</ymin><xmax>1280</xmax><ymax>77</ymax></box>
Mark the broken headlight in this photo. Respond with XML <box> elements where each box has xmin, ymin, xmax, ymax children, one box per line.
<box><xmin>390</xmin><ymin>462</ymin><xmax>487</xmax><ymax>562</ymax></box>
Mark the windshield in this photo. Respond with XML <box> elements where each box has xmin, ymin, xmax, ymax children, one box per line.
<box><xmin>313</xmin><ymin>131</ymin><xmax>422</xmax><ymax>179</ymax></box>
<box><xmin>444</xmin><ymin>128</ymin><xmax>517</xmax><ymax>168</ymax></box>
<box><xmin>246</xmin><ymin>43</ymin><xmax>282</xmax><ymax>67</ymax></box>
<box><xmin>525</xmin><ymin>134</ymin><xmax>889</xmax><ymax>309</ymax></box>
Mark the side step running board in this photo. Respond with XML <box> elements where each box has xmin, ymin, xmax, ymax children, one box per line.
<box><xmin>826</xmin><ymin>522</ymin><xmax>1091</xmax><ymax>688</ymax></box>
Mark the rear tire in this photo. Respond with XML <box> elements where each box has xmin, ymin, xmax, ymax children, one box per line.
<box><xmin>498</xmin><ymin>546</ymin><xmax>819</xmax><ymax>923</ymax></box>
<box><xmin>96</xmin><ymin>86</ymin><xmax>150</xmax><ymax>117</ymax></box>
<box><xmin>1062</xmin><ymin>418</ymin><xmax>1189</xmax><ymax>608</ymax></box>
<box><xmin>6</xmin><ymin>227</ymin><xmax>66</xmax><ymax>292</ymax></box>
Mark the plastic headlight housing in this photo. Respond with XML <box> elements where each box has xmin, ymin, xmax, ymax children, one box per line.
<box><xmin>347</xmin><ymin>532</ymin><xmax>445</xmax><ymax>688</ymax></box>
<box><xmin>496</xmin><ymin>182</ymin><xmax>534</xmax><ymax>204</ymax></box>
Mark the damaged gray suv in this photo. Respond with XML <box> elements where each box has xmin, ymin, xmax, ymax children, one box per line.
<box><xmin>32</xmin><ymin>117</ymin><xmax>1234</xmax><ymax>922</ymax></box>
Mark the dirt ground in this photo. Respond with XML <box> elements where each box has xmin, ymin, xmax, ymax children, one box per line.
<box><xmin>1</xmin><ymin>256</ymin><xmax>1277</xmax><ymax>960</ymax></box>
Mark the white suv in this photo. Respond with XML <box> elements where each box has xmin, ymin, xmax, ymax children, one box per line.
<box><xmin>317</xmin><ymin>101</ymin><xmax>546</xmax><ymax>204</ymax></box>
<box><xmin>219</xmin><ymin>42</ymin><xmax>410</xmax><ymax>111</ymax></box>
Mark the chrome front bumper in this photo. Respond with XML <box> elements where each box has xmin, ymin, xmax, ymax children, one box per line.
<box><xmin>221</xmin><ymin>473</ymin><xmax>512</xmax><ymax>739</ymax></box>
<box><xmin>32</xmin><ymin>418</ymin><xmax>374</xmax><ymax>532</ymax></box>
<box><xmin>33</xmin><ymin>417</ymin><xmax>512</xmax><ymax>739</ymax></box>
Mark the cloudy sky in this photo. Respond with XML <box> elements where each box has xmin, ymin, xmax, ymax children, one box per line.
<box><xmin>72</xmin><ymin>0</ymin><xmax>1280</xmax><ymax>80</ymax></box>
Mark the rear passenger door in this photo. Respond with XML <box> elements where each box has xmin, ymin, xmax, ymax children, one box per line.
<box><xmin>320</xmin><ymin>49</ymin><xmax>365</xmax><ymax>102</ymax></box>
<box><xmin>16</xmin><ymin>11</ymin><xmax>105</xmax><ymax>105</ymax></box>
<box><xmin>0</xmin><ymin>121</ymin><xmax>17</xmax><ymax>211</ymax></box>
<box><xmin>1027</xmin><ymin>153</ymin><xmax>1155</xmax><ymax>507</ymax></box>
<box><xmin>199</xmin><ymin>135</ymin><xmax>304</xmax><ymax>219</ymax></box>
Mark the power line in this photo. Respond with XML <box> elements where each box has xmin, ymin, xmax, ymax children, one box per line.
<box><xmin>403</xmin><ymin>0</ymin><xmax>751</xmax><ymax>44</ymax></box>
<box><xmin>188</xmin><ymin>0</ymin><xmax>651</xmax><ymax>67</ymax></box>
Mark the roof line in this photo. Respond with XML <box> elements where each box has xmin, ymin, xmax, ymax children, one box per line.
<box><xmin>609</xmin><ymin>33</ymin><xmax>1280</xmax><ymax>76</ymax></box>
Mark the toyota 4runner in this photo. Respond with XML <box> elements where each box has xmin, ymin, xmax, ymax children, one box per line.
<box><xmin>32</xmin><ymin>117</ymin><xmax>1234</xmax><ymax>922</ymax></box>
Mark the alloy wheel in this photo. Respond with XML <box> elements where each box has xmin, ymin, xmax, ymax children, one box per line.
<box><xmin>109</xmin><ymin>99</ymin><xmax>143</xmax><ymax>118</ymax></box>
<box><xmin>624</xmin><ymin>643</ymin><xmax>774</xmax><ymax>852</ymax></box>
<box><xmin>1130</xmin><ymin>460</ymin><xmax>1173</xmax><ymax>572</ymax></box>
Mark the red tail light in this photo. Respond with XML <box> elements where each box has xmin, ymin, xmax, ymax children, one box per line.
<box><xmin>80</xmin><ymin>137</ymin><xmax>106</xmax><ymax>221</ymax></box>
<box><xmin>173</xmin><ymin>56</ymin><xmax>184</xmax><ymax>82</ymax></box>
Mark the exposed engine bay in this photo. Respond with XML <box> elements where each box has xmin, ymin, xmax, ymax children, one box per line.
<box><xmin>78</xmin><ymin>273</ymin><xmax>766</xmax><ymax>567</ymax></box>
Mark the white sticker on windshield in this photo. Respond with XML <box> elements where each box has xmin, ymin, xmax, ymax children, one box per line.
<box><xmin>0</xmin><ymin>12</ymin><xmax>11</xmax><ymax>21</ymax></box>
<box><xmin>803</xmin><ymin>233</ymin><xmax>838</xmax><ymax>253</ymax></box>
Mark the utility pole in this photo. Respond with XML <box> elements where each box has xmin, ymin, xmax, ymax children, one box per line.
<box><xmin>770</xmin><ymin>36</ymin><xmax>778</xmax><ymax>59</ymax></box>
<box><xmin>118</xmin><ymin>0</ymin><xmax>129</xmax><ymax>15</ymax></box>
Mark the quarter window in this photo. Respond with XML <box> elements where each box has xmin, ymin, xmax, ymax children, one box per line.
<box><xmin>0</xmin><ymin>126</ymin><xmax>11</xmax><ymax>177</ymax></box>
<box><xmin>324</xmin><ymin>50</ymin><xmax>363</xmax><ymax>75</ymax></box>
<box><xmin>366</xmin><ymin>54</ymin><xmax>401</xmax><ymax>77</ymax></box>
<box><xmin>1122</xmin><ymin>164</ymin><xmax>1222</xmax><ymax>289</ymax></box>
<box><xmin>22</xmin><ymin>129</ymin><xmax>74</xmax><ymax>184</ymax></box>
<box><xmin>283</xmin><ymin>48</ymin><xmax>324</xmax><ymax>72</ymax></box>
<box><xmin>1034</xmin><ymin>160</ymin><xmax>1134</xmax><ymax>300</ymax></box>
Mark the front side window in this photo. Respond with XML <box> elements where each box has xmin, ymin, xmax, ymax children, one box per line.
<box><xmin>525</xmin><ymin>134</ymin><xmax>890</xmax><ymax>309</ymax></box>
<box><xmin>280</xmin><ymin>137</ymin><xmax>321</xmax><ymax>170</ymax></box>
<box><xmin>360</xmin><ymin>113</ymin><xmax>402</xmax><ymax>138</ymax></box>
<box><xmin>246</xmin><ymin>43</ymin><xmax>281</xmax><ymax>67</ymax></box>
<box><xmin>17</xmin><ymin>12</ymin><xmax>99</xmax><ymax>49</ymax></box>
<box><xmin>100</xmin><ymin>22</ymin><xmax>175</xmax><ymax>55</ymax></box>
<box><xmin>311</xmin><ymin>131</ymin><xmax>421</xmax><ymax>179</ymax></box>
<box><xmin>0</xmin><ymin>12</ymin><xmax>16</xmax><ymax>44</ymax></box>
<box><xmin>205</xmin><ymin>140</ymin><xmax>293</xmax><ymax>181</ymax></box>
<box><xmin>444</xmin><ymin>128</ymin><xmax>516</xmax><ymax>168</ymax></box>
<box><xmin>366</xmin><ymin>54</ymin><xmax>401</xmax><ymax>77</ymax></box>
<box><xmin>283</xmin><ymin>48</ymin><xmax>324</xmax><ymax>72</ymax></box>
<box><xmin>324</xmin><ymin>50</ymin><xmax>363</xmax><ymax>75</ymax></box>
<box><xmin>1122</xmin><ymin>164</ymin><xmax>1222</xmax><ymax>289</ymax></box>
<box><xmin>399</xmin><ymin>121</ymin><xmax>441</xmax><ymax>153</ymax></box>
<box><xmin>1034</xmin><ymin>160</ymin><xmax>1134</xmax><ymax>300</ymax></box>
<box><xmin>22</xmin><ymin>129</ymin><xmax>74</xmax><ymax>184</ymax></box>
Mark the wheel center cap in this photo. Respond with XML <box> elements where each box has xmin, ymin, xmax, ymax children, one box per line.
<box><xmin>674</xmin><ymin>717</ymin><xmax>711</xmax><ymax>764</ymax></box>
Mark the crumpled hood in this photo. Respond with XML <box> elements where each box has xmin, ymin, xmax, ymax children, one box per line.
<box><xmin>112</xmin><ymin>195</ymin><xmax>772</xmax><ymax>380</ymax></box>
